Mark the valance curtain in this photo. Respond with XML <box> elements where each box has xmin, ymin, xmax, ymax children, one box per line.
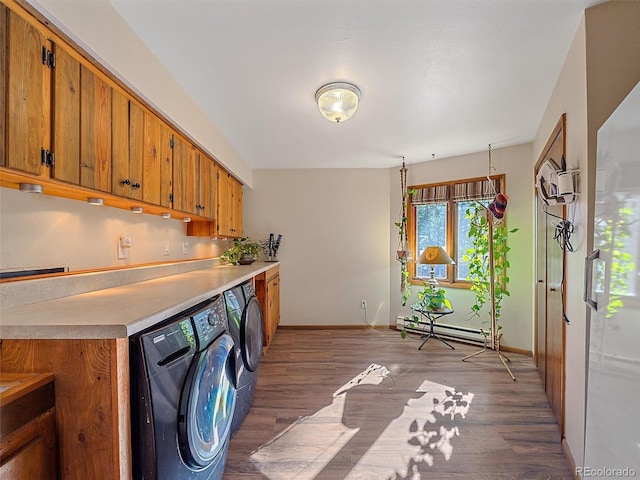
<box><xmin>411</xmin><ymin>178</ymin><xmax>503</xmax><ymax>205</ymax></box>
<box><xmin>452</xmin><ymin>178</ymin><xmax>502</xmax><ymax>202</ymax></box>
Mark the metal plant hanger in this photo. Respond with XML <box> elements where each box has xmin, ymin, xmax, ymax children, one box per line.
<box><xmin>461</xmin><ymin>145</ymin><xmax>516</xmax><ymax>381</ymax></box>
<box><xmin>396</xmin><ymin>157</ymin><xmax>412</xmax><ymax>305</ymax></box>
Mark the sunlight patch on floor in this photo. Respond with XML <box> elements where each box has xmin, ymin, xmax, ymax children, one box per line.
<box><xmin>250</xmin><ymin>365</ymin><xmax>474</xmax><ymax>480</ymax></box>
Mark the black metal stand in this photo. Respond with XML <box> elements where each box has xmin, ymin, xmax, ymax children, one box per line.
<box><xmin>410</xmin><ymin>305</ymin><xmax>455</xmax><ymax>350</ymax></box>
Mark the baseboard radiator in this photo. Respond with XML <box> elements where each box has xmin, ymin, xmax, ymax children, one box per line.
<box><xmin>395</xmin><ymin>316</ymin><xmax>485</xmax><ymax>347</ymax></box>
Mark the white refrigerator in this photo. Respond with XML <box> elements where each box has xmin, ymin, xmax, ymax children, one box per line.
<box><xmin>584</xmin><ymin>81</ymin><xmax>640</xmax><ymax>477</ymax></box>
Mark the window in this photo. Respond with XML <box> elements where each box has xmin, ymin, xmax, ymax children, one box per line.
<box><xmin>408</xmin><ymin>175</ymin><xmax>504</xmax><ymax>286</ymax></box>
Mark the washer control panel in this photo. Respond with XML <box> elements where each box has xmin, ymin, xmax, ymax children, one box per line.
<box><xmin>191</xmin><ymin>295</ymin><xmax>229</xmax><ymax>350</ymax></box>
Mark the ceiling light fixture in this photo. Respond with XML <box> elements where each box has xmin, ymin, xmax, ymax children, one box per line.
<box><xmin>87</xmin><ymin>197</ymin><xmax>104</xmax><ymax>206</ymax></box>
<box><xmin>130</xmin><ymin>206</ymin><xmax>143</xmax><ymax>214</ymax></box>
<box><xmin>315</xmin><ymin>82</ymin><xmax>361</xmax><ymax>123</ymax></box>
<box><xmin>18</xmin><ymin>183</ymin><xmax>43</xmax><ymax>193</ymax></box>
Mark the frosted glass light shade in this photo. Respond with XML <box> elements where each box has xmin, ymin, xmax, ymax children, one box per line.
<box><xmin>315</xmin><ymin>82</ymin><xmax>361</xmax><ymax>123</ymax></box>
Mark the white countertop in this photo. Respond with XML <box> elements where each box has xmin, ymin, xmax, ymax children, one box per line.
<box><xmin>0</xmin><ymin>262</ymin><xmax>278</xmax><ymax>339</ymax></box>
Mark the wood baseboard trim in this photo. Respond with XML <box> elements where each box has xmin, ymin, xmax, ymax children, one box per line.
<box><xmin>278</xmin><ymin>324</ymin><xmax>394</xmax><ymax>331</ymax></box>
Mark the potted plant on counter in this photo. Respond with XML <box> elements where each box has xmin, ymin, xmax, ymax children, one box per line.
<box><xmin>220</xmin><ymin>237</ymin><xmax>261</xmax><ymax>265</ymax></box>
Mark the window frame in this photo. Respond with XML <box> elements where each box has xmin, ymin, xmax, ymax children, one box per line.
<box><xmin>407</xmin><ymin>174</ymin><xmax>505</xmax><ymax>288</ymax></box>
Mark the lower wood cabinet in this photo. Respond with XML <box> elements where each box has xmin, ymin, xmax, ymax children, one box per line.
<box><xmin>0</xmin><ymin>373</ymin><xmax>57</xmax><ymax>480</ymax></box>
<box><xmin>0</xmin><ymin>339</ymin><xmax>131</xmax><ymax>480</ymax></box>
<box><xmin>255</xmin><ymin>266</ymin><xmax>280</xmax><ymax>348</ymax></box>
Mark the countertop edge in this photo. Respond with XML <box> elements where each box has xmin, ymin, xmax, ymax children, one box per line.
<box><xmin>0</xmin><ymin>262</ymin><xmax>278</xmax><ymax>340</ymax></box>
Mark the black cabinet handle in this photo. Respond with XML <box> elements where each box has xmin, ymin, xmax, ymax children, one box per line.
<box><xmin>132</xmin><ymin>182</ymin><xmax>141</xmax><ymax>189</ymax></box>
<box><xmin>121</xmin><ymin>179</ymin><xmax>130</xmax><ymax>185</ymax></box>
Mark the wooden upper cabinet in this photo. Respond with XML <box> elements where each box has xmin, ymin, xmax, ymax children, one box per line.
<box><xmin>216</xmin><ymin>165</ymin><xmax>243</xmax><ymax>237</ymax></box>
<box><xmin>112</xmin><ymin>97</ymin><xmax>144</xmax><ymax>200</ymax></box>
<box><xmin>51</xmin><ymin>43</ymin><xmax>81</xmax><ymax>185</ymax></box>
<box><xmin>196</xmin><ymin>151</ymin><xmax>215</xmax><ymax>220</ymax></box>
<box><xmin>111</xmin><ymin>88</ymin><xmax>130</xmax><ymax>196</ymax></box>
<box><xmin>0</xmin><ymin>5</ymin><xmax>7</xmax><ymax>168</ymax></box>
<box><xmin>159</xmin><ymin>123</ymin><xmax>173</xmax><ymax>209</ymax></box>
<box><xmin>232</xmin><ymin>176</ymin><xmax>243</xmax><ymax>236</ymax></box>
<box><xmin>4</xmin><ymin>9</ymin><xmax>51</xmax><ymax>175</ymax></box>
<box><xmin>79</xmin><ymin>65</ymin><xmax>112</xmax><ymax>192</ymax></box>
<box><xmin>172</xmin><ymin>135</ymin><xmax>197</xmax><ymax>215</ymax></box>
<box><xmin>142</xmin><ymin>111</ymin><xmax>162</xmax><ymax>205</ymax></box>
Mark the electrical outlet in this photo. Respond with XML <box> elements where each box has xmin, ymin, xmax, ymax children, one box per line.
<box><xmin>163</xmin><ymin>240</ymin><xmax>170</xmax><ymax>256</ymax></box>
<box><xmin>361</xmin><ymin>300</ymin><xmax>367</xmax><ymax>309</ymax></box>
<box><xmin>182</xmin><ymin>241</ymin><xmax>189</xmax><ymax>255</ymax></box>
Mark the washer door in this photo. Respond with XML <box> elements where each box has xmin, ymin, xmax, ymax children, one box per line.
<box><xmin>241</xmin><ymin>296</ymin><xmax>264</xmax><ymax>372</ymax></box>
<box><xmin>178</xmin><ymin>333</ymin><xmax>236</xmax><ymax>470</ymax></box>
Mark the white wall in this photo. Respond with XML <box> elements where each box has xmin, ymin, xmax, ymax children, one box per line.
<box><xmin>532</xmin><ymin>0</ymin><xmax>640</xmax><ymax>470</ymax></box>
<box><xmin>243</xmin><ymin>169</ymin><xmax>391</xmax><ymax>328</ymax></box>
<box><xmin>389</xmin><ymin>143</ymin><xmax>535</xmax><ymax>351</ymax></box>
<box><xmin>26</xmin><ymin>0</ymin><xmax>253</xmax><ymax>187</ymax></box>
<box><xmin>533</xmin><ymin>15</ymin><xmax>588</xmax><ymax>470</ymax></box>
<box><xmin>0</xmin><ymin>187</ymin><xmax>226</xmax><ymax>272</ymax></box>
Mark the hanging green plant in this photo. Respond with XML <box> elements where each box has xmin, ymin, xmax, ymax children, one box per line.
<box><xmin>464</xmin><ymin>203</ymin><xmax>518</xmax><ymax>331</ymax></box>
<box><xmin>395</xmin><ymin>159</ymin><xmax>416</xmax><ymax>306</ymax></box>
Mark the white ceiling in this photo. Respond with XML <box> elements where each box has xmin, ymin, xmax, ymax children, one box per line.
<box><xmin>108</xmin><ymin>0</ymin><xmax>601</xmax><ymax>169</ymax></box>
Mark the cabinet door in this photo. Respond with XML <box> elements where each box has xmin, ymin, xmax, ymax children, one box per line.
<box><xmin>0</xmin><ymin>5</ymin><xmax>6</xmax><ymax>167</ymax></box>
<box><xmin>128</xmin><ymin>101</ymin><xmax>144</xmax><ymax>200</ymax></box>
<box><xmin>232</xmin><ymin>176</ymin><xmax>243</xmax><ymax>236</ymax></box>
<box><xmin>216</xmin><ymin>166</ymin><xmax>232</xmax><ymax>236</ymax></box>
<box><xmin>198</xmin><ymin>154</ymin><xmax>216</xmax><ymax>220</ymax></box>
<box><xmin>111</xmin><ymin>88</ymin><xmax>130</xmax><ymax>196</ymax></box>
<box><xmin>142</xmin><ymin>111</ymin><xmax>162</xmax><ymax>205</ymax></box>
<box><xmin>51</xmin><ymin>43</ymin><xmax>80</xmax><ymax>184</ymax></box>
<box><xmin>5</xmin><ymin>10</ymin><xmax>51</xmax><ymax>175</ymax></box>
<box><xmin>159</xmin><ymin>123</ymin><xmax>173</xmax><ymax>209</ymax></box>
<box><xmin>173</xmin><ymin>136</ymin><xmax>197</xmax><ymax>214</ymax></box>
<box><xmin>80</xmin><ymin>65</ymin><xmax>112</xmax><ymax>192</ymax></box>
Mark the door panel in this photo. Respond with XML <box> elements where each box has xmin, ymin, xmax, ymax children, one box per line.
<box><xmin>52</xmin><ymin>44</ymin><xmax>80</xmax><ymax>184</ymax></box>
<box><xmin>128</xmin><ymin>101</ymin><xmax>144</xmax><ymax>201</ymax></box>
<box><xmin>111</xmin><ymin>89</ymin><xmax>130</xmax><ymax>196</ymax></box>
<box><xmin>80</xmin><ymin>65</ymin><xmax>112</xmax><ymax>192</ymax></box>
<box><xmin>159</xmin><ymin>124</ymin><xmax>173</xmax><ymax>208</ymax></box>
<box><xmin>142</xmin><ymin>111</ymin><xmax>161</xmax><ymax>205</ymax></box>
<box><xmin>6</xmin><ymin>11</ymin><xmax>50</xmax><ymax>174</ymax></box>
<box><xmin>534</xmin><ymin>114</ymin><xmax>565</xmax><ymax>430</ymax></box>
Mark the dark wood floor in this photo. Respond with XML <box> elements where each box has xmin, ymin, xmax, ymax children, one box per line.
<box><xmin>224</xmin><ymin>328</ymin><xmax>573</xmax><ymax>480</ymax></box>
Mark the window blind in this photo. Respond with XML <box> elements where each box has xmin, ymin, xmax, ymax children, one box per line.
<box><xmin>452</xmin><ymin>178</ymin><xmax>502</xmax><ymax>202</ymax></box>
<box><xmin>411</xmin><ymin>185</ymin><xmax>450</xmax><ymax>205</ymax></box>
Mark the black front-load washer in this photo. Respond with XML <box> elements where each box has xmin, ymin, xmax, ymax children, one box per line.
<box><xmin>224</xmin><ymin>281</ymin><xmax>263</xmax><ymax>435</ymax></box>
<box><xmin>130</xmin><ymin>295</ymin><xmax>237</xmax><ymax>480</ymax></box>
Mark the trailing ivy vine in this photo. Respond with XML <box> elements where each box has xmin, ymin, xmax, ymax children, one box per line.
<box><xmin>464</xmin><ymin>203</ymin><xmax>518</xmax><ymax>331</ymax></box>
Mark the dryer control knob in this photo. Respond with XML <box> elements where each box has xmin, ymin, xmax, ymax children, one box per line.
<box><xmin>207</xmin><ymin>312</ymin><xmax>216</xmax><ymax>326</ymax></box>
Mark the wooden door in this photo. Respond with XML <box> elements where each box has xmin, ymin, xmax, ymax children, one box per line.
<box><xmin>142</xmin><ymin>111</ymin><xmax>162</xmax><ymax>205</ymax></box>
<box><xmin>80</xmin><ymin>65</ymin><xmax>112</xmax><ymax>192</ymax></box>
<box><xmin>0</xmin><ymin>5</ymin><xmax>6</xmax><ymax>167</ymax></box>
<box><xmin>534</xmin><ymin>115</ymin><xmax>566</xmax><ymax>430</ymax></box>
<box><xmin>128</xmin><ymin>101</ymin><xmax>144</xmax><ymax>201</ymax></box>
<box><xmin>111</xmin><ymin>89</ymin><xmax>129</xmax><ymax>196</ymax></box>
<box><xmin>231</xmin><ymin>176</ymin><xmax>243</xmax><ymax>236</ymax></box>
<box><xmin>172</xmin><ymin>136</ymin><xmax>196</xmax><ymax>214</ymax></box>
<box><xmin>198</xmin><ymin>154</ymin><xmax>215</xmax><ymax>219</ymax></box>
<box><xmin>5</xmin><ymin>10</ymin><xmax>51</xmax><ymax>175</ymax></box>
<box><xmin>216</xmin><ymin>166</ymin><xmax>232</xmax><ymax>236</ymax></box>
<box><xmin>51</xmin><ymin>43</ymin><xmax>80</xmax><ymax>184</ymax></box>
<box><xmin>159</xmin><ymin>124</ymin><xmax>173</xmax><ymax>208</ymax></box>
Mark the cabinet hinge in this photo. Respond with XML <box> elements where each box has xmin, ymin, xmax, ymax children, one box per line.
<box><xmin>41</xmin><ymin>47</ymin><xmax>55</xmax><ymax>68</ymax></box>
<box><xmin>169</xmin><ymin>193</ymin><xmax>174</xmax><ymax>203</ymax></box>
<box><xmin>40</xmin><ymin>148</ymin><xmax>54</xmax><ymax>167</ymax></box>
<box><xmin>169</xmin><ymin>137</ymin><xmax>174</xmax><ymax>149</ymax></box>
